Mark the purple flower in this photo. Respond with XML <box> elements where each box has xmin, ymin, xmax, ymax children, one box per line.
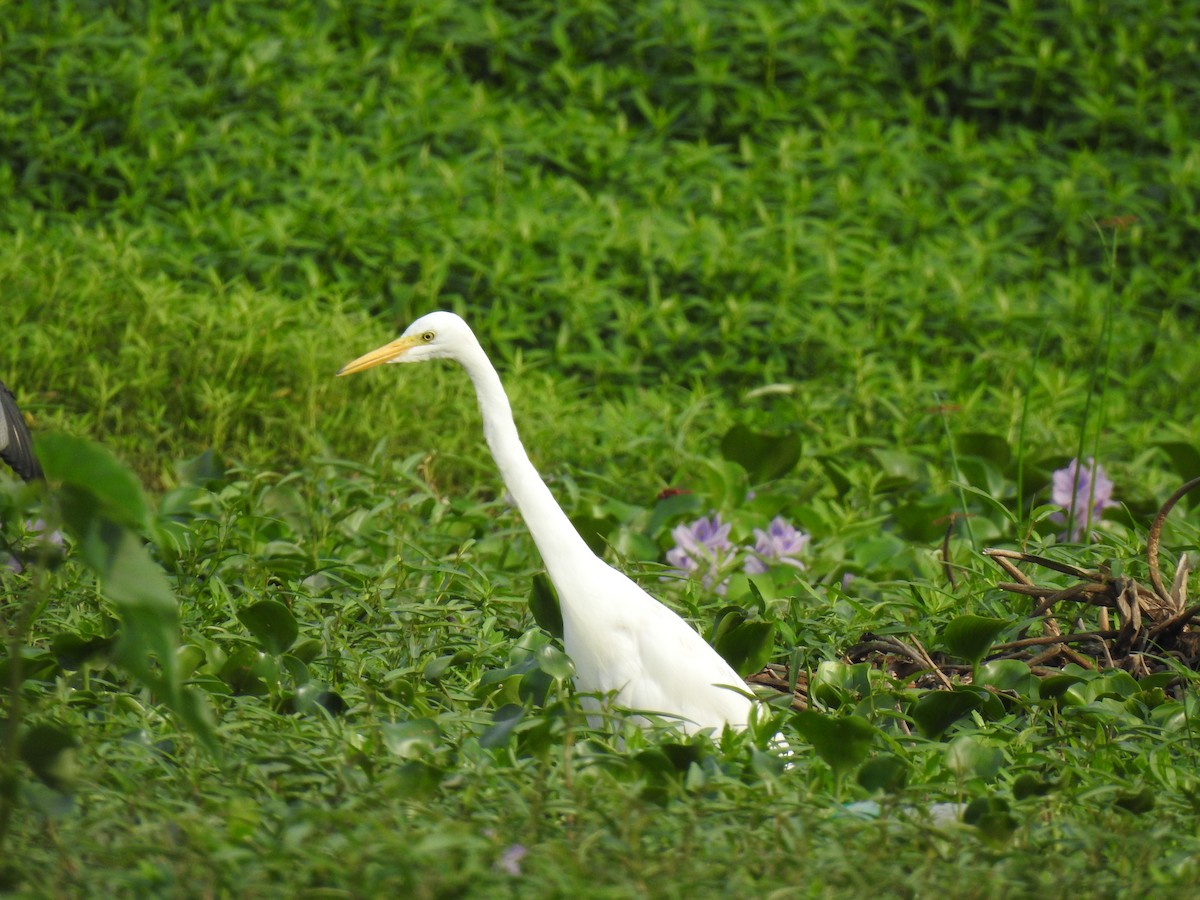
<box><xmin>665</xmin><ymin>514</ymin><xmax>736</xmax><ymax>593</ymax></box>
<box><xmin>496</xmin><ymin>844</ymin><xmax>527</xmax><ymax>876</ymax></box>
<box><xmin>1050</xmin><ymin>457</ymin><xmax>1117</xmax><ymax>541</ymax></box>
<box><xmin>743</xmin><ymin>516</ymin><xmax>810</xmax><ymax>575</ymax></box>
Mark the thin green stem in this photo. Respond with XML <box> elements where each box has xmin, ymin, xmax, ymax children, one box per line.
<box><xmin>0</xmin><ymin>567</ymin><xmax>48</xmax><ymax>862</ymax></box>
<box><xmin>939</xmin><ymin>396</ymin><xmax>976</xmax><ymax>552</ymax></box>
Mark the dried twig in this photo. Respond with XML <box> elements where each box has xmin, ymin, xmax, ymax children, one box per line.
<box><xmin>1147</xmin><ymin>476</ymin><xmax>1200</xmax><ymax>604</ymax></box>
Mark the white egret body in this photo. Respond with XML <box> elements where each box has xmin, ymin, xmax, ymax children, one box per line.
<box><xmin>339</xmin><ymin>312</ymin><xmax>761</xmax><ymax>734</ymax></box>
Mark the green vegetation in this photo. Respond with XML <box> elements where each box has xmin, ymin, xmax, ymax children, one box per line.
<box><xmin>2</xmin><ymin>1</ymin><xmax>1199</xmax><ymax>895</ymax></box>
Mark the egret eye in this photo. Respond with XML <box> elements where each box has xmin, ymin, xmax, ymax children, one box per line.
<box><xmin>421</xmin><ymin>331</ymin><xmax>435</xmax><ymax>342</ymax></box>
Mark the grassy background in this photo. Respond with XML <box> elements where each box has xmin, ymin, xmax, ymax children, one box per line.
<box><xmin>2</xmin><ymin>1</ymin><xmax>1200</xmax><ymax>895</ymax></box>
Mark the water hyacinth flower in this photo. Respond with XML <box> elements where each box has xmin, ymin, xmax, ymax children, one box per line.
<box><xmin>496</xmin><ymin>843</ymin><xmax>527</xmax><ymax>876</ymax></box>
<box><xmin>665</xmin><ymin>514</ymin><xmax>737</xmax><ymax>594</ymax></box>
<box><xmin>666</xmin><ymin>513</ymin><xmax>811</xmax><ymax>591</ymax></box>
<box><xmin>1050</xmin><ymin>457</ymin><xmax>1117</xmax><ymax>541</ymax></box>
<box><xmin>744</xmin><ymin>516</ymin><xmax>810</xmax><ymax>575</ymax></box>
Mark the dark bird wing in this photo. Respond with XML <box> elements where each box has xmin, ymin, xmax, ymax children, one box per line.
<box><xmin>0</xmin><ymin>380</ymin><xmax>43</xmax><ymax>482</ymax></box>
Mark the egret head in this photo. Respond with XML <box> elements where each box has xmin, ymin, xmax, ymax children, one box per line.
<box><xmin>338</xmin><ymin>311</ymin><xmax>474</xmax><ymax>376</ymax></box>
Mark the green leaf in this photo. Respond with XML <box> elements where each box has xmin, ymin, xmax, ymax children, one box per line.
<box><xmin>518</xmin><ymin>666</ymin><xmax>554</xmax><ymax>705</ymax></box>
<box><xmin>36</xmin><ymin>433</ymin><xmax>147</xmax><ymax>529</ymax></box>
<box><xmin>50</xmin><ymin>632</ymin><xmax>115</xmax><ymax>669</ymax></box>
<box><xmin>423</xmin><ymin>650</ymin><xmax>471</xmax><ymax>682</ymax></box>
<box><xmin>176</xmin><ymin>448</ymin><xmax>228</xmax><ymax>487</ymax></box>
<box><xmin>529</xmin><ymin>573</ymin><xmax>563</xmax><ymax>639</ymax></box>
<box><xmin>1039</xmin><ymin>672</ymin><xmax>1087</xmax><ymax>699</ymax></box>
<box><xmin>955</xmin><ymin>432</ymin><xmax>1012</xmax><ymax>470</ymax></box>
<box><xmin>290</xmin><ymin>638</ymin><xmax>324</xmax><ymax>664</ymax></box>
<box><xmin>945</xmin><ymin>735</ymin><xmax>1004</xmax><ymax>779</ymax></box>
<box><xmin>816</xmin><ymin>456</ymin><xmax>852</xmax><ymax>498</ymax></box>
<box><xmin>1156</xmin><ymin>442</ymin><xmax>1200</xmax><ymax>506</ymax></box>
<box><xmin>942</xmin><ymin>615</ymin><xmax>1010</xmax><ymax>665</ymax></box>
<box><xmin>569</xmin><ymin>513</ymin><xmax>615</xmax><ymax>555</ymax></box>
<box><xmin>869</xmin><ymin>448</ymin><xmax>924</xmax><ymax>486</ymax></box>
<box><xmin>382</xmin><ymin>719</ymin><xmax>441</xmax><ymax>759</ymax></box>
<box><xmin>1115</xmin><ymin>786</ymin><xmax>1155</xmax><ymax>814</ymax></box>
<box><xmin>856</xmin><ymin>754</ymin><xmax>909</xmax><ymax>793</ymax></box>
<box><xmin>646</xmin><ymin>490</ymin><xmax>703</xmax><ymax>536</ymax></box>
<box><xmin>19</xmin><ymin>723</ymin><xmax>79</xmax><ymax>792</ymax></box>
<box><xmin>810</xmin><ymin>660</ymin><xmax>873</xmax><ymax>708</ymax></box>
<box><xmin>719</xmin><ymin>425</ymin><xmax>801</xmax><ymax>483</ymax></box>
<box><xmin>536</xmin><ymin>643</ymin><xmax>575</xmax><ymax>680</ymax></box>
<box><xmin>220</xmin><ymin>646</ymin><xmax>274</xmax><ymax>696</ymax></box>
<box><xmin>710</xmin><ymin>607</ymin><xmax>776</xmax><ymax>677</ymax></box>
<box><xmin>976</xmin><ymin>659</ymin><xmax>1037</xmax><ymax>695</ymax></box>
<box><xmin>963</xmin><ymin>796</ymin><xmax>1017</xmax><ymax>843</ymax></box>
<box><xmin>792</xmin><ymin>710</ymin><xmax>877</xmax><ymax>777</ymax></box>
<box><xmin>238</xmin><ymin>600</ymin><xmax>299</xmax><ymax>655</ymax></box>
<box><xmin>911</xmin><ymin>688</ymin><xmax>983</xmax><ymax>739</ymax></box>
<box><xmin>480</xmin><ymin>704</ymin><xmax>525</xmax><ymax>749</ymax></box>
<box><xmin>1013</xmin><ymin>773</ymin><xmax>1055</xmax><ymax>799</ymax></box>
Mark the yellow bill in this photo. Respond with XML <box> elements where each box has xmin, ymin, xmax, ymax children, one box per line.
<box><xmin>337</xmin><ymin>334</ymin><xmax>423</xmax><ymax>376</ymax></box>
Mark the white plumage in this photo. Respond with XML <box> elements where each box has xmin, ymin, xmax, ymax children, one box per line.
<box><xmin>339</xmin><ymin>312</ymin><xmax>766</xmax><ymax>735</ymax></box>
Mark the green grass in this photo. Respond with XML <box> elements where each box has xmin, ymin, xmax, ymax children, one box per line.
<box><xmin>3</xmin><ymin>1</ymin><xmax>1200</xmax><ymax>895</ymax></box>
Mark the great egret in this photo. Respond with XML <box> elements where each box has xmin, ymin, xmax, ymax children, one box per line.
<box><xmin>339</xmin><ymin>312</ymin><xmax>768</xmax><ymax>736</ymax></box>
<box><xmin>0</xmin><ymin>379</ymin><xmax>42</xmax><ymax>482</ymax></box>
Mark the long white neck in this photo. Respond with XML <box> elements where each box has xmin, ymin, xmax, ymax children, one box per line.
<box><xmin>456</xmin><ymin>341</ymin><xmax>599</xmax><ymax>583</ymax></box>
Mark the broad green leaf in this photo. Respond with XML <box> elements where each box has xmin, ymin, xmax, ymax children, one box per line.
<box><xmin>529</xmin><ymin>573</ymin><xmax>563</xmax><ymax>639</ymax></box>
<box><xmin>50</xmin><ymin>632</ymin><xmax>115</xmax><ymax>669</ymax></box>
<box><xmin>816</xmin><ymin>456</ymin><xmax>852</xmax><ymax>499</ymax></box>
<box><xmin>480</xmin><ymin>704</ymin><xmax>525</xmax><ymax>749</ymax></box>
<box><xmin>963</xmin><ymin>796</ymin><xmax>1017</xmax><ymax>844</ymax></box>
<box><xmin>942</xmin><ymin>615</ymin><xmax>1010</xmax><ymax>665</ymax></box>
<box><xmin>976</xmin><ymin>659</ymin><xmax>1037</xmax><ymax>695</ymax></box>
<box><xmin>176</xmin><ymin>448</ymin><xmax>227</xmax><ymax>487</ymax></box>
<box><xmin>382</xmin><ymin>719</ymin><xmax>441</xmax><ymax>759</ymax></box>
<box><xmin>1137</xmin><ymin>671</ymin><xmax>1179</xmax><ymax>691</ymax></box>
<box><xmin>569</xmin><ymin>513</ymin><xmax>615</xmax><ymax>555</ymax></box>
<box><xmin>423</xmin><ymin>650</ymin><xmax>471</xmax><ymax>682</ymax></box>
<box><xmin>891</xmin><ymin>495</ymin><xmax>958</xmax><ymax>543</ymax></box>
<box><xmin>36</xmin><ymin>433</ymin><xmax>147</xmax><ymax>529</ymax></box>
<box><xmin>1094</xmin><ymin>669</ymin><xmax>1139</xmax><ymax>698</ymax></box>
<box><xmin>1038</xmin><ymin>672</ymin><xmax>1087</xmax><ymax>699</ymax></box>
<box><xmin>792</xmin><ymin>710</ymin><xmax>877</xmax><ymax>777</ymax></box>
<box><xmin>280</xmin><ymin>654</ymin><xmax>311</xmax><ymax>685</ymax></box>
<box><xmin>392</xmin><ymin>761</ymin><xmax>443</xmax><ymax>800</ymax></box>
<box><xmin>1115</xmin><ymin>786</ymin><xmax>1155</xmax><ymax>814</ymax></box>
<box><xmin>955</xmin><ymin>431</ymin><xmax>1012</xmax><ymax>470</ymax></box>
<box><xmin>1156</xmin><ymin>442</ymin><xmax>1200</xmax><ymax>506</ymax></box>
<box><xmin>19</xmin><ymin>723</ymin><xmax>79</xmax><ymax>792</ymax></box>
<box><xmin>661</xmin><ymin>743</ymin><xmax>705</xmax><ymax>773</ymax></box>
<box><xmin>810</xmin><ymin>660</ymin><xmax>872</xmax><ymax>708</ymax></box>
<box><xmin>856</xmin><ymin>754</ymin><xmax>909</xmax><ymax>793</ymax></box>
<box><xmin>719</xmin><ymin>425</ymin><xmax>801</xmax><ymax>483</ymax></box>
<box><xmin>710</xmin><ymin>607</ymin><xmax>776</xmax><ymax>677</ymax></box>
<box><xmin>536</xmin><ymin>643</ymin><xmax>575</xmax><ymax>680</ymax></box>
<box><xmin>869</xmin><ymin>448</ymin><xmax>924</xmax><ymax>486</ymax></box>
<box><xmin>1013</xmin><ymin>774</ymin><xmax>1055</xmax><ymax>799</ymax></box>
<box><xmin>911</xmin><ymin>688</ymin><xmax>982</xmax><ymax>738</ymax></box>
<box><xmin>220</xmin><ymin>646</ymin><xmax>273</xmax><ymax>696</ymax></box>
<box><xmin>518</xmin><ymin>666</ymin><xmax>554</xmax><ymax>705</ymax></box>
<box><xmin>238</xmin><ymin>599</ymin><xmax>299</xmax><ymax>655</ymax></box>
<box><xmin>646</xmin><ymin>490</ymin><xmax>703</xmax><ymax>536</ymax></box>
<box><xmin>945</xmin><ymin>735</ymin><xmax>1004</xmax><ymax>779</ymax></box>
<box><xmin>290</xmin><ymin>638</ymin><xmax>324</xmax><ymax>664</ymax></box>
